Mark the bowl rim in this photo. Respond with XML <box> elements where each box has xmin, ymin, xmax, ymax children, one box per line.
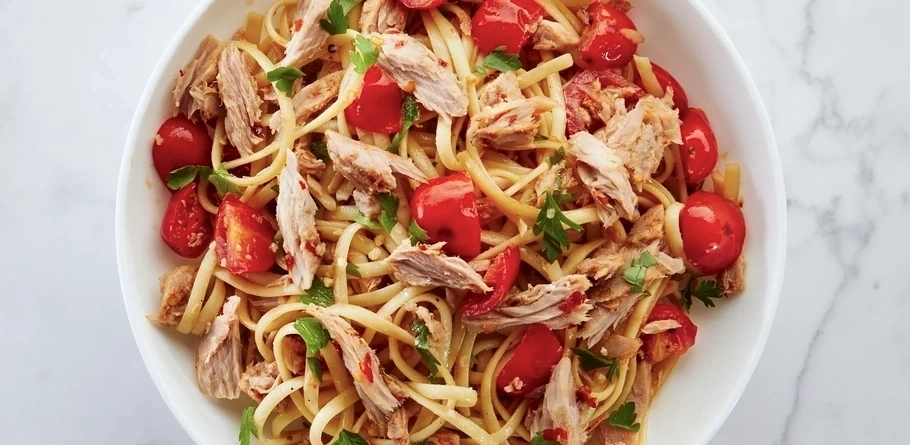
<box><xmin>115</xmin><ymin>0</ymin><xmax>787</xmax><ymax>443</ymax></box>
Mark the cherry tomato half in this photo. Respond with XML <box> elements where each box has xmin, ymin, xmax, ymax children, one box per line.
<box><xmin>160</xmin><ymin>182</ymin><xmax>213</xmax><ymax>258</ymax></box>
<box><xmin>679</xmin><ymin>108</ymin><xmax>719</xmax><ymax>187</ymax></box>
<box><xmin>214</xmin><ymin>195</ymin><xmax>277</xmax><ymax>274</ymax></box>
<box><xmin>633</xmin><ymin>62</ymin><xmax>689</xmax><ymax>111</ymax></box>
<box><xmin>410</xmin><ymin>172</ymin><xmax>482</xmax><ymax>258</ymax></box>
<box><xmin>641</xmin><ymin>302</ymin><xmax>697</xmax><ymax>363</ymax></box>
<box><xmin>495</xmin><ymin>324</ymin><xmax>563</xmax><ymax>396</ymax></box>
<box><xmin>564</xmin><ymin>69</ymin><xmax>644</xmax><ymax>136</ymax></box>
<box><xmin>460</xmin><ymin>245</ymin><xmax>521</xmax><ymax>316</ymax></box>
<box><xmin>152</xmin><ymin>115</ymin><xmax>212</xmax><ymax>183</ymax></box>
<box><xmin>344</xmin><ymin>66</ymin><xmax>404</xmax><ymax>134</ymax></box>
<box><xmin>679</xmin><ymin>191</ymin><xmax>746</xmax><ymax>274</ymax></box>
<box><xmin>397</xmin><ymin>0</ymin><xmax>445</xmax><ymax>9</ymax></box>
<box><xmin>577</xmin><ymin>2</ymin><xmax>639</xmax><ymax>70</ymax></box>
<box><xmin>471</xmin><ymin>0</ymin><xmax>544</xmax><ymax>54</ymax></box>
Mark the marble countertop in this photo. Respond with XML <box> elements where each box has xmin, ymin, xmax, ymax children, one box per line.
<box><xmin>2</xmin><ymin>0</ymin><xmax>908</xmax><ymax>443</ymax></box>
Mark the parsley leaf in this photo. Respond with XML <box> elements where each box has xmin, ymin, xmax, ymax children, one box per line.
<box><xmin>266</xmin><ymin>66</ymin><xmax>304</xmax><ymax>97</ymax></box>
<box><xmin>608</xmin><ymin>401</ymin><xmax>641</xmax><ymax>432</ymax></box>
<box><xmin>300</xmin><ymin>277</ymin><xmax>334</xmax><ymax>307</ymax></box>
<box><xmin>309</xmin><ymin>141</ymin><xmax>329</xmax><ymax>162</ymax></box>
<box><xmin>533</xmin><ymin>191</ymin><xmax>582</xmax><ymax>263</ymax></box>
<box><xmin>293</xmin><ymin>317</ymin><xmax>329</xmax><ymax>352</ymax></box>
<box><xmin>473</xmin><ymin>65</ymin><xmax>487</xmax><ymax>75</ymax></box>
<box><xmin>239</xmin><ymin>406</ymin><xmax>258</xmax><ymax>445</ymax></box>
<box><xmin>166</xmin><ymin>165</ymin><xmax>203</xmax><ymax>190</ymax></box>
<box><xmin>388</xmin><ymin>95</ymin><xmax>420</xmax><ymax>151</ymax></box>
<box><xmin>351</xmin><ymin>34</ymin><xmax>379</xmax><ymax>74</ymax></box>
<box><xmin>476</xmin><ymin>46</ymin><xmax>522</xmax><ymax>73</ymax></box>
<box><xmin>411</xmin><ymin>319</ymin><xmax>442</xmax><ymax>383</ymax></box>
<box><xmin>408</xmin><ymin>220</ymin><xmax>429</xmax><ymax>245</ymax></box>
<box><xmin>548</xmin><ymin>147</ymin><xmax>565</xmax><ymax>165</ymax></box>
<box><xmin>622</xmin><ymin>251</ymin><xmax>657</xmax><ymax>293</ymax></box>
<box><xmin>209</xmin><ymin>165</ymin><xmax>240</xmax><ymax>196</ymax></box>
<box><xmin>529</xmin><ymin>433</ymin><xmax>560</xmax><ymax>445</ymax></box>
<box><xmin>346</xmin><ymin>263</ymin><xmax>362</xmax><ymax>278</ymax></box>
<box><xmin>166</xmin><ymin>165</ymin><xmax>239</xmax><ymax>196</ymax></box>
<box><xmin>333</xmin><ymin>430</ymin><xmax>369</xmax><ymax>445</ymax></box>
<box><xmin>378</xmin><ymin>193</ymin><xmax>399</xmax><ymax>233</ymax></box>
<box><xmin>681</xmin><ymin>278</ymin><xmax>724</xmax><ymax>310</ymax></box>
<box><xmin>319</xmin><ymin>0</ymin><xmax>361</xmax><ymax>35</ymax></box>
<box><xmin>307</xmin><ymin>356</ymin><xmax>324</xmax><ymax>381</ymax></box>
<box><xmin>354</xmin><ymin>212</ymin><xmax>382</xmax><ymax>230</ymax></box>
<box><xmin>572</xmin><ymin>348</ymin><xmax>619</xmax><ymax>380</ymax></box>
<box><xmin>270</xmin><ymin>184</ymin><xmax>280</xmax><ymax>193</ymax></box>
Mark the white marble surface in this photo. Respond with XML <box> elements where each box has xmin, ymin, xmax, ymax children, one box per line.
<box><xmin>1</xmin><ymin>0</ymin><xmax>908</xmax><ymax>443</ymax></box>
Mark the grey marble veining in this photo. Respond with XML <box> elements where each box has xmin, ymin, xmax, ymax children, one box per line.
<box><xmin>1</xmin><ymin>0</ymin><xmax>908</xmax><ymax>443</ymax></box>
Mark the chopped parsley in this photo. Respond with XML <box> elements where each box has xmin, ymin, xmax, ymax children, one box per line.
<box><xmin>529</xmin><ymin>433</ymin><xmax>560</xmax><ymax>445</ymax></box>
<box><xmin>474</xmin><ymin>46</ymin><xmax>522</xmax><ymax>73</ymax></box>
<box><xmin>270</xmin><ymin>184</ymin><xmax>280</xmax><ymax>193</ymax></box>
<box><xmin>411</xmin><ymin>319</ymin><xmax>443</xmax><ymax>384</ymax></box>
<box><xmin>294</xmin><ymin>317</ymin><xmax>330</xmax><ymax>382</ymax></box>
<box><xmin>346</xmin><ymin>262</ymin><xmax>362</xmax><ymax>278</ymax></box>
<box><xmin>307</xmin><ymin>356</ymin><xmax>324</xmax><ymax>381</ymax></box>
<box><xmin>239</xmin><ymin>406</ymin><xmax>258</xmax><ymax>445</ymax></box>
<box><xmin>167</xmin><ymin>165</ymin><xmax>239</xmax><ymax>196</ymax></box>
<box><xmin>388</xmin><ymin>95</ymin><xmax>420</xmax><ymax>151</ymax></box>
<box><xmin>622</xmin><ymin>251</ymin><xmax>657</xmax><ymax>294</ymax></box>
<box><xmin>266</xmin><ymin>66</ymin><xmax>304</xmax><ymax>97</ymax></box>
<box><xmin>608</xmin><ymin>401</ymin><xmax>641</xmax><ymax>432</ymax></box>
<box><xmin>332</xmin><ymin>430</ymin><xmax>369</xmax><ymax>445</ymax></box>
<box><xmin>378</xmin><ymin>192</ymin><xmax>399</xmax><ymax>233</ymax></box>
<box><xmin>300</xmin><ymin>276</ymin><xmax>334</xmax><ymax>307</ymax></box>
<box><xmin>408</xmin><ymin>220</ymin><xmax>429</xmax><ymax>245</ymax></box>
<box><xmin>351</xmin><ymin>34</ymin><xmax>379</xmax><ymax>74</ymax></box>
<box><xmin>319</xmin><ymin>0</ymin><xmax>362</xmax><ymax>35</ymax></box>
<box><xmin>309</xmin><ymin>141</ymin><xmax>329</xmax><ymax>162</ymax></box>
<box><xmin>354</xmin><ymin>212</ymin><xmax>382</xmax><ymax>230</ymax></box>
<box><xmin>572</xmin><ymin>348</ymin><xmax>619</xmax><ymax>380</ymax></box>
<box><xmin>680</xmin><ymin>278</ymin><xmax>725</xmax><ymax>311</ymax></box>
<box><xmin>547</xmin><ymin>147</ymin><xmax>565</xmax><ymax>165</ymax></box>
<box><xmin>533</xmin><ymin>191</ymin><xmax>582</xmax><ymax>263</ymax></box>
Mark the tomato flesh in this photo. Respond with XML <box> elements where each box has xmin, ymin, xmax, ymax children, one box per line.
<box><xmin>214</xmin><ymin>195</ymin><xmax>277</xmax><ymax>273</ymax></box>
<box><xmin>471</xmin><ymin>0</ymin><xmax>543</xmax><ymax>54</ymax></box>
<box><xmin>410</xmin><ymin>172</ymin><xmax>482</xmax><ymax>258</ymax></box>
<box><xmin>160</xmin><ymin>182</ymin><xmax>213</xmax><ymax>258</ymax></box>
<box><xmin>397</xmin><ymin>0</ymin><xmax>445</xmax><ymax>10</ymax></box>
<box><xmin>679</xmin><ymin>191</ymin><xmax>746</xmax><ymax>274</ymax></box>
<box><xmin>578</xmin><ymin>3</ymin><xmax>639</xmax><ymax>70</ymax></box>
<box><xmin>641</xmin><ymin>302</ymin><xmax>698</xmax><ymax>363</ymax></box>
<box><xmin>634</xmin><ymin>62</ymin><xmax>689</xmax><ymax>111</ymax></box>
<box><xmin>564</xmin><ymin>69</ymin><xmax>644</xmax><ymax>136</ymax></box>
<box><xmin>495</xmin><ymin>324</ymin><xmax>563</xmax><ymax>396</ymax></box>
<box><xmin>152</xmin><ymin>115</ymin><xmax>212</xmax><ymax>183</ymax></box>
<box><xmin>344</xmin><ymin>66</ymin><xmax>404</xmax><ymax>134</ymax></box>
<box><xmin>460</xmin><ymin>245</ymin><xmax>521</xmax><ymax>316</ymax></box>
<box><xmin>679</xmin><ymin>108</ymin><xmax>719</xmax><ymax>186</ymax></box>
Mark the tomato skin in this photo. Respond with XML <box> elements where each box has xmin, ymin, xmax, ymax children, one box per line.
<box><xmin>344</xmin><ymin>66</ymin><xmax>404</xmax><ymax>134</ymax></box>
<box><xmin>577</xmin><ymin>3</ymin><xmax>639</xmax><ymax>70</ymax></box>
<box><xmin>221</xmin><ymin>143</ymin><xmax>251</xmax><ymax>178</ymax></box>
<box><xmin>471</xmin><ymin>0</ymin><xmax>544</xmax><ymax>54</ymax></box>
<box><xmin>641</xmin><ymin>303</ymin><xmax>697</xmax><ymax>363</ymax></box>
<box><xmin>397</xmin><ymin>0</ymin><xmax>445</xmax><ymax>9</ymax></box>
<box><xmin>152</xmin><ymin>116</ymin><xmax>212</xmax><ymax>183</ymax></box>
<box><xmin>679</xmin><ymin>191</ymin><xmax>746</xmax><ymax>274</ymax></box>
<box><xmin>679</xmin><ymin>108</ymin><xmax>719</xmax><ymax>187</ymax></box>
<box><xmin>214</xmin><ymin>195</ymin><xmax>277</xmax><ymax>273</ymax></box>
<box><xmin>634</xmin><ymin>62</ymin><xmax>689</xmax><ymax>111</ymax></box>
<box><xmin>495</xmin><ymin>324</ymin><xmax>564</xmax><ymax>396</ymax></box>
<box><xmin>160</xmin><ymin>182</ymin><xmax>214</xmax><ymax>258</ymax></box>
<box><xmin>564</xmin><ymin>69</ymin><xmax>644</xmax><ymax>136</ymax></box>
<box><xmin>460</xmin><ymin>245</ymin><xmax>522</xmax><ymax>316</ymax></box>
<box><xmin>410</xmin><ymin>172</ymin><xmax>482</xmax><ymax>258</ymax></box>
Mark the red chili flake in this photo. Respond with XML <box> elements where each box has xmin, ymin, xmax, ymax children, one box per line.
<box><xmin>284</xmin><ymin>253</ymin><xmax>295</xmax><ymax>271</ymax></box>
<box><xmin>438</xmin><ymin>59</ymin><xmax>448</xmax><ymax>68</ymax></box>
<box><xmin>542</xmin><ymin>428</ymin><xmax>567</xmax><ymax>442</ymax></box>
<box><xmin>179</xmin><ymin>69</ymin><xmax>185</xmax><ymax>77</ymax></box>
<box><xmin>293</xmin><ymin>19</ymin><xmax>303</xmax><ymax>32</ymax></box>
<box><xmin>299</xmin><ymin>180</ymin><xmax>307</xmax><ymax>190</ymax></box>
<box><xmin>576</xmin><ymin>385</ymin><xmax>597</xmax><ymax>408</ymax></box>
<box><xmin>305</xmin><ymin>241</ymin><xmax>318</xmax><ymax>255</ymax></box>
<box><xmin>558</xmin><ymin>291</ymin><xmax>586</xmax><ymax>313</ymax></box>
<box><xmin>360</xmin><ymin>353</ymin><xmax>375</xmax><ymax>383</ymax></box>
<box><xmin>252</xmin><ymin>124</ymin><xmax>264</xmax><ymax>137</ymax></box>
<box><xmin>418</xmin><ymin>244</ymin><xmax>428</xmax><ymax>251</ymax></box>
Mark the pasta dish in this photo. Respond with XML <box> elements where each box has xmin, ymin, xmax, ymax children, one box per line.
<box><xmin>146</xmin><ymin>0</ymin><xmax>748</xmax><ymax>443</ymax></box>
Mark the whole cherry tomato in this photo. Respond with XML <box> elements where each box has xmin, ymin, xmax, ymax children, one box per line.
<box><xmin>577</xmin><ymin>2</ymin><xmax>640</xmax><ymax>70</ymax></box>
<box><xmin>679</xmin><ymin>191</ymin><xmax>746</xmax><ymax>274</ymax></box>
<box><xmin>564</xmin><ymin>69</ymin><xmax>644</xmax><ymax>136</ymax></box>
<box><xmin>471</xmin><ymin>0</ymin><xmax>544</xmax><ymax>54</ymax></box>
<box><xmin>460</xmin><ymin>245</ymin><xmax>521</xmax><ymax>316</ymax></box>
<box><xmin>495</xmin><ymin>323</ymin><xmax>563</xmax><ymax>396</ymax></box>
<box><xmin>214</xmin><ymin>195</ymin><xmax>277</xmax><ymax>273</ymax></box>
<box><xmin>160</xmin><ymin>182</ymin><xmax>213</xmax><ymax>258</ymax></box>
<box><xmin>633</xmin><ymin>62</ymin><xmax>689</xmax><ymax>111</ymax></box>
<box><xmin>344</xmin><ymin>66</ymin><xmax>404</xmax><ymax>134</ymax></box>
<box><xmin>410</xmin><ymin>172</ymin><xmax>482</xmax><ymax>258</ymax></box>
<box><xmin>641</xmin><ymin>302</ymin><xmax>698</xmax><ymax>363</ymax></box>
<box><xmin>152</xmin><ymin>115</ymin><xmax>212</xmax><ymax>183</ymax></box>
<box><xmin>397</xmin><ymin>0</ymin><xmax>445</xmax><ymax>9</ymax></box>
<box><xmin>679</xmin><ymin>108</ymin><xmax>719</xmax><ymax>186</ymax></box>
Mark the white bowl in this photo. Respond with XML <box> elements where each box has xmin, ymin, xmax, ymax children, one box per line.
<box><xmin>115</xmin><ymin>0</ymin><xmax>786</xmax><ymax>443</ymax></box>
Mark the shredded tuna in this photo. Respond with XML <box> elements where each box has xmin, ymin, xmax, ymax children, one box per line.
<box><xmin>277</xmin><ymin>151</ymin><xmax>323</xmax><ymax>290</ymax></box>
<box><xmin>407</xmin><ymin>303</ymin><xmax>448</xmax><ymax>365</ymax></box>
<box><xmin>293</xmin><ymin>142</ymin><xmax>326</xmax><ymax>175</ymax></box>
<box><xmin>426</xmin><ymin>431</ymin><xmax>460</xmax><ymax>445</ymax></box>
<box><xmin>239</xmin><ymin>361</ymin><xmax>281</xmax><ymax>402</ymax></box>
<box><xmin>195</xmin><ymin>296</ymin><xmax>243</xmax><ymax>399</ymax></box>
<box><xmin>577</xmin><ymin>205</ymin><xmax>666</xmax><ymax>280</ymax></box>
<box><xmin>374</xmin><ymin>31</ymin><xmax>468</xmax><ymax>117</ymax></box>
<box><xmin>462</xmin><ymin>275</ymin><xmax>592</xmax><ymax>332</ymax></box>
<box><xmin>387</xmin><ymin>241</ymin><xmax>492</xmax><ymax>293</ymax></box>
<box><xmin>719</xmin><ymin>255</ymin><xmax>746</xmax><ymax>294</ymax></box>
<box><xmin>269</xmin><ymin>71</ymin><xmax>344</xmax><ymax>132</ymax></box>
<box><xmin>569</xmin><ymin>131</ymin><xmax>639</xmax><ymax>228</ymax></box>
<box><xmin>478</xmin><ymin>71</ymin><xmax>524</xmax><ymax>108</ymax></box>
<box><xmin>527</xmin><ymin>357</ymin><xmax>588</xmax><ymax>445</ymax></box>
<box><xmin>601</xmin><ymin>335</ymin><xmax>641</xmax><ymax>360</ymax></box>
<box><xmin>534</xmin><ymin>160</ymin><xmax>579</xmax><ymax>206</ymax></box>
<box><xmin>591</xmin><ymin>360</ymin><xmax>651</xmax><ymax>444</ymax></box>
<box><xmin>281</xmin><ymin>0</ymin><xmax>332</xmax><ymax>68</ymax></box>
<box><xmin>360</xmin><ymin>0</ymin><xmax>408</xmax><ymax>33</ymax></box>
<box><xmin>468</xmin><ymin>97</ymin><xmax>556</xmax><ymax>148</ymax></box>
<box><xmin>282</xmin><ymin>335</ymin><xmax>308</xmax><ymax>375</ymax></box>
<box><xmin>532</xmin><ymin>20</ymin><xmax>580</xmax><ymax>52</ymax></box>
<box><xmin>149</xmin><ymin>265</ymin><xmax>197</xmax><ymax>326</ymax></box>
<box><xmin>173</xmin><ymin>35</ymin><xmax>223</xmax><ymax>121</ymax></box>
<box><xmin>218</xmin><ymin>45</ymin><xmax>263</xmax><ymax>156</ymax></box>
<box><xmin>641</xmin><ymin>319</ymin><xmax>682</xmax><ymax>335</ymax></box>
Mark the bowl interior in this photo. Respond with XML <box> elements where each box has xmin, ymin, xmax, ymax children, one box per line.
<box><xmin>115</xmin><ymin>0</ymin><xmax>785</xmax><ymax>443</ymax></box>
